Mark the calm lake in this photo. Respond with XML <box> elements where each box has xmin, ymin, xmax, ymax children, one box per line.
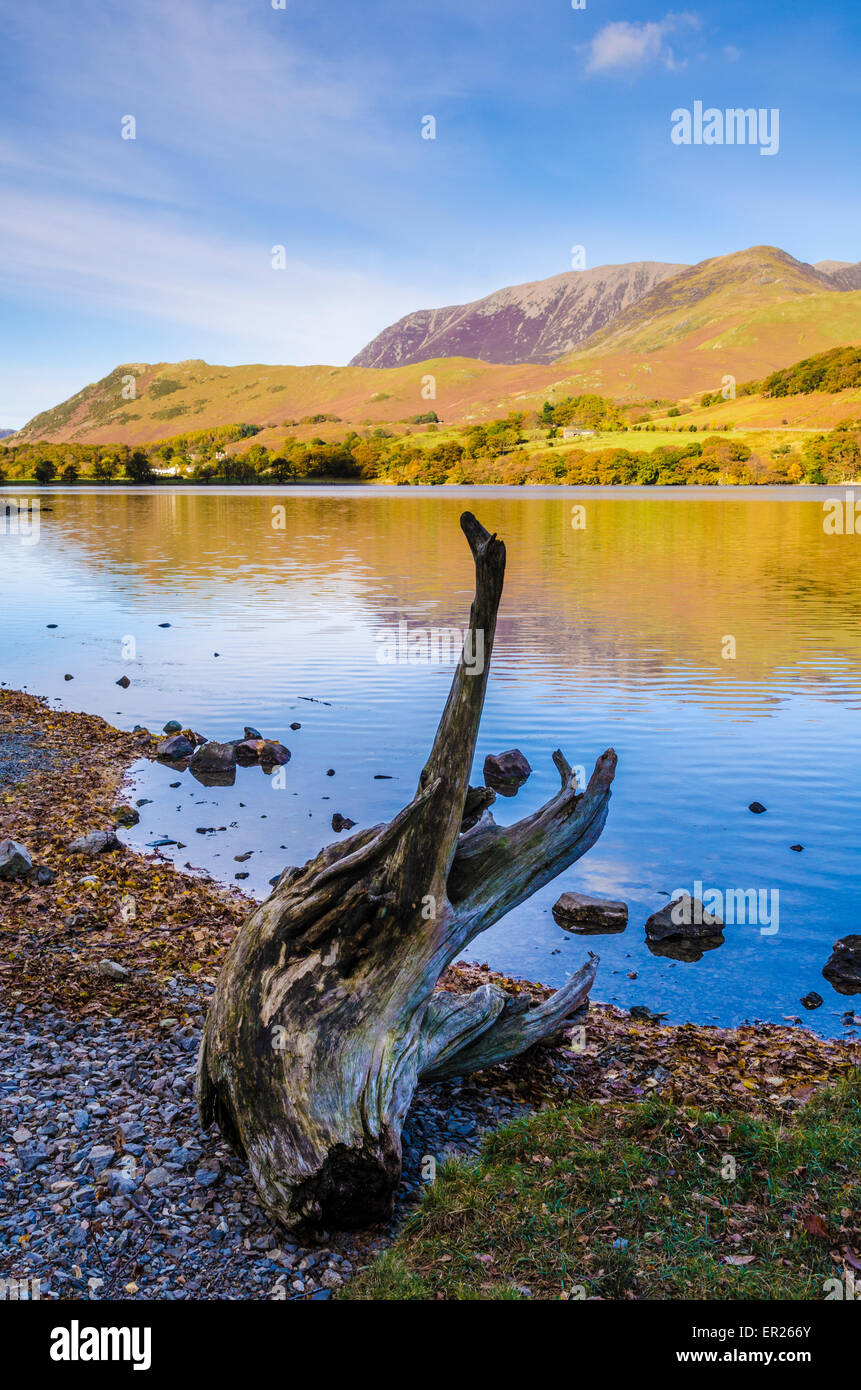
<box><xmin>2</xmin><ymin>485</ymin><xmax>860</xmax><ymax>1035</ymax></box>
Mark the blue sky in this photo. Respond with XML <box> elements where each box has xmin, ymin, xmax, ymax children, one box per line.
<box><xmin>1</xmin><ymin>0</ymin><xmax>860</xmax><ymax>426</ymax></box>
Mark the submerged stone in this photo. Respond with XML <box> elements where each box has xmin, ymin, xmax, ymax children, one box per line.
<box><xmin>552</xmin><ymin>891</ymin><xmax>628</xmax><ymax>934</ymax></box>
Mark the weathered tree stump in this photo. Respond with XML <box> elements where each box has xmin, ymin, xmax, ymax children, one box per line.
<box><xmin>198</xmin><ymin>512</ymin><xmax>616</xmax><ymax>1228</ymax></box>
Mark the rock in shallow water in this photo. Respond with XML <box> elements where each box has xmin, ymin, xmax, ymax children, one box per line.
<box><xmin>190</xmin><ymin>741</ymin><xmax>237</xmax><ymax>774</ymax></box>
<box><xmin>235</xmin><ymin>738</ymin><xmax>264</xmax><ymax>762</ymax></box>
<box><xmin>645</xmin><ymin>894</ymin><xmax>724</xmax><ymax>942</ymax></box>
<box><xmin>822</xmin><ymin>936</ymin><xmax>861</xmax><ymax>995</ymax></box>
<box><xmin>235</xmin><ymin>738</ymin><xmax>290</xmax><ymax>768</ymax></box>
<box><xmin>483</xmin><ymin>748</ymin><xmax>531</xmax><ymax>794</ymax></box>
<box><xmin>158</xmin><ymin>734</ymin><xmax>195</xmax><ymax>761</ymax></box>
<box><xmin>645</xmin><ymin>895</ymin><xmax>728</xmax><ymax>961</ymax></box>
<box><xmin>259</xmin><ymin>741</ymin><xmax>290</xmax><ymax>767</ymax></box>
<box><xmin>552</xmin><ymin>891</ymin><xmax>628</xmax><ymax>934</ymax></box>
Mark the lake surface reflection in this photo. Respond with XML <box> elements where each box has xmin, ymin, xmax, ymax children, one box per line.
<box><xmin>2</xmin><ymin>485</ymin><xmax>859</xmax><ymax>1034</ymax></box>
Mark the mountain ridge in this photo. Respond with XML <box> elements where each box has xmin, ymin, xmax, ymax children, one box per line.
<box><xmin>9</xmin><ymin>246</ymin><xmax>861</xmax><ymax>447</ymax></box>
<box><xmin>350</xmin><ymin>261</ymin><xmax>686</xmax><ymax>368</ymax></box>
<box><xmin>567</xmin><ymin>247</ymin><xmax>853</xmax><ymax>360</ymax></box>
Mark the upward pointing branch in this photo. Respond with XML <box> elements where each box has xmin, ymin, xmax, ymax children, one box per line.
<box><xmin>385</xmin><ymin>512</ymin><xmax>506</xmax><ymax>903</ymax></box>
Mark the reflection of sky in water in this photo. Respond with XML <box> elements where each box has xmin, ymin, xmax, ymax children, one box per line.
<box><xmin>2</xmin><ymin>485</ymin><xmax>859</xmax><ymax>1036</ymax></box>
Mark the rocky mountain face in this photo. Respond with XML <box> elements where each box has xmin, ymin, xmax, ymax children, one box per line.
<box><xmin>816</xmin><ymin>260</ymin><xmax>861</xmax><ymax>291</ymax></box>
<box><xmin>350</xmin><ymin>261</ymin><xmax>687</xmax><ymax>367</ymax></box>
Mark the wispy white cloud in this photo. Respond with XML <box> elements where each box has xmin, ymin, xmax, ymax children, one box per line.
<box><xmin>585</xmin><ymin>14</ymin><xmax>700</xmax><ymax>75</ymax></box>
<box><xmin>0</xmin><ymin>0</ymin><xmax>451</xmax><ymax>410</ymax></box>
<box><xmin>1</xmin><ymin>0</ymin><xmax>416</xmax><ymax>219</ymax></box>
<box><xmin>0</xmin><ymin>190</ymin><xmax>419</xmax><ymax>365</ymax></box>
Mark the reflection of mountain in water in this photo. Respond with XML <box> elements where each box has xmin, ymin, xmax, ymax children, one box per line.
<box><xmin>9</xmin><ymin>486</ymin><xmax>858</xmax><ymax>1034</ymax></box>
<box><xmin>20</xmin><ymin>488</ymin><xmax>861</xmax><ymax>716</ymax></box>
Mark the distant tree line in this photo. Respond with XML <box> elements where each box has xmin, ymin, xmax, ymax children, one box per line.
<box><xmin>2</xmin><ymin>414</ymin><xmax>858</xmax><ymax>488</ymax></box>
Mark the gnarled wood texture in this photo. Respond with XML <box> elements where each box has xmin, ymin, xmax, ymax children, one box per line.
<box><xmin>198</xmin><ymin>512</ymin><xmax>616</xmax><ymax>1228</ymax></box>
